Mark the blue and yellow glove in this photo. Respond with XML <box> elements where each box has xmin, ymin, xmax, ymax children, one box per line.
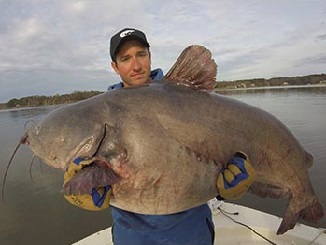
<box><xmin>63</xmin><ymin>157</ymin><xmax>111</xmax><ymax>211</ymax></box>
<box><xmin>217</xmin><ymin>152</ymin><xmax>256</xmax><ymax>200</ymax></box>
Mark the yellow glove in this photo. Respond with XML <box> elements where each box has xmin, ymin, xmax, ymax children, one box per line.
<box><xmin>63</xmin><ymin>157</ymin><xmax>111</xmax><ymax>211</ymax></box>
<box><xmin>217</xmin><ymin>152</ymin><xmax>256</xmax><ymax>200</ymax></box>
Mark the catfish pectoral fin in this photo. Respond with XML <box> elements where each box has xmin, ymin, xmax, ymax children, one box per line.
<box><xmin>63</xmin><ymin>165</ymin><xmax>121</xmax><ymax>195</ymax></box>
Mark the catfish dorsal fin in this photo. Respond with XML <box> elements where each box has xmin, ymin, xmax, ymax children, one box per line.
<box><xmin>164</xmin><ymin>45</ymin><xmax>218</xmax><ymax>91</ymax></box>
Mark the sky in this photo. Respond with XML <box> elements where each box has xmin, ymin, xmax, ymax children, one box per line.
<box><xmin>0</xmin><ymin>0</ymin><xmax>325</xmax><ymax>103</ymax></box>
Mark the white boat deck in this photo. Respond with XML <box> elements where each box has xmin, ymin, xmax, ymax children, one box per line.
<box><xmin>73</xmin><ymin>201</ymin><xmax>326</xmax><ymax>245</ymax></box>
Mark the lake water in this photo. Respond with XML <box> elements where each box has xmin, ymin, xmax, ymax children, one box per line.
<box><xmin>0</xmin><ymin>86</ymin><xmax>325</xmax><ymax>245</ymax></box>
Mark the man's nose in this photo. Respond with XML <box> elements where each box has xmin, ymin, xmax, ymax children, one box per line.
<box><xmin>132</xmin><ymin>58</ymin><xmax>141</xmax><ymax>70</ymax></box>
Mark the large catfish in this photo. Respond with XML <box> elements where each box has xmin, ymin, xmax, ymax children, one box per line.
<box><xmin>4</xmin><ymin>45</ymin><xmax>324</xmax><ymax>235</ymax></box>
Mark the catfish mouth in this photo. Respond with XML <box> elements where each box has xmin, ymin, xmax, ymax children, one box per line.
<box><xmin>21</xmin><ymin>133</ymin><xmax>63</xmax><ymax>169</ymax></box>
<box><xmin>20</xmin><ymin>133</ymin><xmax>29</xmax><ymax>145</ymax></box>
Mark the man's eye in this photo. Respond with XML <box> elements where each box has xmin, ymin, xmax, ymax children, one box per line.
<box><xmin>120</xmin><ymin>57</ymin><xmax>129</xmax><ymax>62</ymax></box>
<box><xmin>137</xmin><ymin>52</ymin><xmax>148</xmax><ymax>57</ymax></box>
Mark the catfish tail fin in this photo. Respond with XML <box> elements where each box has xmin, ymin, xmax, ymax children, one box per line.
<box><xmin>277</xmin><ymin>197</ymin><xmax>324</xmax><ymax>235</ymax></box>
<box><xmin>164</xmin><ymin>45</ymin><xmax>217</xmax><ymax>91</ymax></box>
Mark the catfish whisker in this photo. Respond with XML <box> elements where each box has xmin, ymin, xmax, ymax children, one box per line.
<box><xmin>2</xmin><ymin>141</ymin><xmax>23</xmax><ymax>201</ymax></box>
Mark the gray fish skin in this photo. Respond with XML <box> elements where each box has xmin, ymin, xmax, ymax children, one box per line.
<box><xmin>22</xmin><ymin>80</ymin><xmax>324</xmax><ymax>234</ymax></box>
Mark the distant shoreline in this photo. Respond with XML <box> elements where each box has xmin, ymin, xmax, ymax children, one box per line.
<box><xmin>215</xmin><ymin>83</ymin><xmax>326</xmax><ymax>92</ymax></box>
<box><xmin>1</xmin><ymin>84</ymin><xmax>326</xmax><ymax>112</ymax></box>
<box><xmin>1</xmin><ymin>74</ymin><xmax>326</xmax><ymax>110</ymax></box>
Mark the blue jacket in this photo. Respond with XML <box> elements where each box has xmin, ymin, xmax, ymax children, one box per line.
<box><xmin>112</xmin><ymin>204</ymin><xmax>214</xmax><ymax>245</ymax></box>
<box><xmin>108</xmin><ymin>68</ymin><xmax>215</xmax><ymax>245</ymax></box>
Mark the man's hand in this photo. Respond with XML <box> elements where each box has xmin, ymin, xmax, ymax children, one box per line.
<box><xmin>63</xmin><ymin>157</ymin><xmax>111</xmax><ymax>211</ymax></box>
<box><xmin>217</xmin><ymin>152</ymin><xmax>256</xmax><ymax>200</ymax></box>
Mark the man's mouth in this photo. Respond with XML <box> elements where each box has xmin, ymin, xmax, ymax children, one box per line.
<box><xmin>131</xmin><ymin>73</ymin><xmax>144</xmax><ymax>78</ymax></box>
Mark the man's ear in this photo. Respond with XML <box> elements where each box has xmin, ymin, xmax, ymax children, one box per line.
<box><xmin>111</xmin><ymin>61</ymin><xmax>119</xmax><ymax>75</ymax></box>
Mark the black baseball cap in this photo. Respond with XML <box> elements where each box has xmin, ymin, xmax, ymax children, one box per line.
<box><xmin>110</xmin><ymin>28</ymin><xmax>150</xmax><ymax>61</ymax></box>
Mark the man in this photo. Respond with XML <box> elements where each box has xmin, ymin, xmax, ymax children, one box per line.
<box><xmin>107</xmin><ymin>28</ymin><xmax>255</xmax><ymax>245</ymax></box>
<box><xmin>108</xmin><ymin>28</ymin><xmax>163</xmax><ymax>89</ymax></box>
<box><xmin>64</xmin><ymin>28</ymin><xmax>255</xmax><ymax>245</ymax></box>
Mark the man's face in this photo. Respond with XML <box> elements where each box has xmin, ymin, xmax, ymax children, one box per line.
<box><xmin>111</xmin><ymin>40</ymin><xmax>151</xmax><ymax>87</ymax></box>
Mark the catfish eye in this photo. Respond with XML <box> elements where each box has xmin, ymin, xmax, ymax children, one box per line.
<box><xmin>107</xmin><ymin>142</ymin><xmax>115</xmax><ymax>150</ymax></box>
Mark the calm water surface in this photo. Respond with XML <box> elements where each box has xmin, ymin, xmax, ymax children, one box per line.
<box><xmin>0</xmin><ymin>86</ymin><xmax>325</xmax><ymax>245</ymax></box>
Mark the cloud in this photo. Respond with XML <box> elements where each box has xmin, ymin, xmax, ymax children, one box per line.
<box><xmin>0</xmin><ymin>0</ymin><xmax>325</xmax><ymax>102</ymax></box>
<box><xmin>317</xmin><ymin>34</ymin><xmax>326</xmax><ymax>41</ymax></box>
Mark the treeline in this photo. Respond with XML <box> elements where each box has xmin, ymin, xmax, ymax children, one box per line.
<box><xmin>215</xmin><ymin>73</ymin><xmax>326</xmax><ymax>89</ymax></box>
<box><xmin>1</xmin><ymin>74</ymin><xmax>325</xmax><ymax>110</ymax></box>
<box><xmin>0</xmin><ymin>90</ymin><xmax>103</xmax><ymax>110</ymax></box>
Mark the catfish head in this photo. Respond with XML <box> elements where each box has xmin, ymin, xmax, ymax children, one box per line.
<box><xmin>21</xmin><ymin>99</ymin><xmax>108</xmax><ymax>170</ymax></box>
